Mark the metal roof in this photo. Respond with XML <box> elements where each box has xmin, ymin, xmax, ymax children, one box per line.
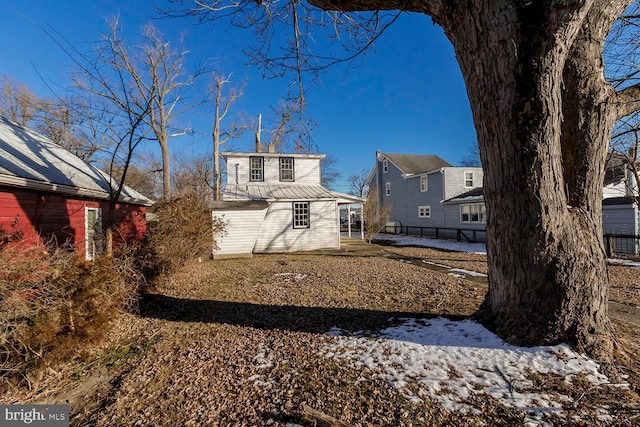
<box><xmin>222</xmin><ymin>184</ymin><xmax>364</xmax><ymax>203</ymax></box>
<box><xmin>383</xmin><ymin>153</ymin><xmax>452</xmax><ymax>176</ymax></box>
<box><xmin>443</xmin><ymin>187</ymin><xmax>485</xmax><ymax>204</ymax></box>
<box><xmin>0</xmin><ymin>116</ymin><xmax>153</xmax><ymax>206</ymax></box>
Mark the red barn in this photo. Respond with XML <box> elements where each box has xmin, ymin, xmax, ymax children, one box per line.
<box><xmin>0</xmin><ymin>117</ymin><xmax>153</xmax><ymax>260</ymax></box>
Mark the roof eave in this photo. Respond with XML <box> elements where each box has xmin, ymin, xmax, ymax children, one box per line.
<box><xmin>0</xmin><ymin>174</ymin><xmax>154</xmax><ymax>206</ymax></box>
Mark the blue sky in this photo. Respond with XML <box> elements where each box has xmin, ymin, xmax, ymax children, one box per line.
<box><xmin>0</xmin><ymin>1</ymin><xmax>476</xmax><ymax>193</ymax></box>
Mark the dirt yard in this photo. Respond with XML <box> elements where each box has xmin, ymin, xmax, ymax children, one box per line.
<box><xmin>3</xmin><ymin>240</ymin><xmax>640</xmax><ymax>426</ymax></box>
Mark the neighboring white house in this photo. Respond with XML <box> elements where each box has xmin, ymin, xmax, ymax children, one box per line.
<box><xmin>602</xmin><ymin>152</ymin><xmax>639</xmax><ymax>254</ymax></box>
<box><xmin>211</xmin><ymin>149</ymin><xmax>364</xmax><ymax>258</ymax></box>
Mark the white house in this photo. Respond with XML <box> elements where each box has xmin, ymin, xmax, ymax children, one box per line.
<box><xmin>211</xmin><ymin>149</ymin><xmax>364</xmax><ymax>258</ymax></box>
<box><xmin>602</xmin><ymin>152</ymin><xmax>639</xmax><ymax>254</ymax></box>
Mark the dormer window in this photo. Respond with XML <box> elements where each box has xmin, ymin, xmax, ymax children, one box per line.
<box><xmin>280</xmin><ymin>157</ymin><xmax>294</xmax><ymax>182</ymax></box>
<box><xmin>250</xmin><ymin>156</ymin><xmax>264</xmax><ymax>182</ymax></box>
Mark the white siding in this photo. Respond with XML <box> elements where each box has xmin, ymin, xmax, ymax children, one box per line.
<box><xmin>442</xmin><ymin>167</ymin><xmax>483</xmax><ymax>200</ymax></box>
<box><xmin>223</xmin><ymin>153</ymin><xmax>323</xmax><ymax>186</ymax></box>
<box><xmin>212</xmin><ymin>208</ymin><xmax>268</xmax><ymax>257</ymax></box>
<box><xmin>254</xmin><ymin>200</ymin><xmax>338</xmax><ymax>252</ymax></box>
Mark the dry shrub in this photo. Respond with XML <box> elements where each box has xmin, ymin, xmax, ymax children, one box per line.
<box><xmin>0</xmin><ymin>242</ymin><xmax>143</xmax><ymax>390</ymax></box>
<box><xmin>143</xmin><ymin>191</ymin><xmax>224</xmax><ymax>276</ymax></box>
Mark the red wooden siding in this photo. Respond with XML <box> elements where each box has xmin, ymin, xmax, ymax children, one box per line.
<box><xmin>0</xmin><ymin>187</ymin><xmax>147</xmax><ymax>257</ymax></box>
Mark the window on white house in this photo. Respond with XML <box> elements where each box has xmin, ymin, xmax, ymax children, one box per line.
<box><xmin>460</xmin><ymin>203</ymin><xmax>486</xmax><ymax>224</ymax></box>
<box><xmin>293</xmin><ymin>201</ymin><xmax>310</xmax><ymax>228</ymax></box>
<box><xmin>250</xmin><ymin>156</ymin><xmax>264</xmax><ymax>181</ymax></box>
<box><xmin>280</xmin><ymin>157</ymin><xmax>294</xmax><ymax>182</ymax></box>
<box><xmin>420</xmin><ymin>175</ymin><xmax>428</xmax><ymax>192</ymax></box>
<box><xmin>85</xmin><ymin>207</ymin><xmax>102</xmax><ymax>261</ymax></box>
<box><xmin>383</xmin><ymin>159</ymin><xmax>388</xmax><ymax>173</ymax></box>
<box><xmin>418</xmin><ymin>205</ymin><xmax>431</xmax><ymax>218</ymax></box>
<box><xmin>464</xmin><ymin>171</ymin><xmax>474</xmax><ymax>187</ymax></box>
<box><xmin>385</xmin><ymin>182</ymin><xmax>391</xmax><ymax>196</ymax></box>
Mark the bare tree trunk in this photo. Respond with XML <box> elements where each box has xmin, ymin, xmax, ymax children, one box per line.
<box><xmin>160</xmin><ymin>136</ymin><xmax>171</xmax><ymax>200</ymax></box>
<box><xmin>437</xmin><ymin>2</ymin><xmax>622</xmax><ymax>364</ymax></box>
<box><xmin>213</xmin><ymin>124</ymin><xmax>221</xmax><ymax>201</ymax></box>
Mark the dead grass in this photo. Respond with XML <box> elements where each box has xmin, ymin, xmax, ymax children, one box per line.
<box><xmin>3</xmin><ymin>243</ymin><xmax>640</xmax><ymax>426</ymax></box>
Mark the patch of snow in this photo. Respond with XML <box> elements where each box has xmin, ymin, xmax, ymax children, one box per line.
<box><xmin>448</xmin><ymin>268</ymin><xmax>487</xmax><ymax>278</ymax></box>
<box><xmin>322</xmin><ymin>318</ymin><xmax>612</xmax><ymax>419</ymax></box>
<box><xmin>374</xmin><ymin>233</ymin><xmax>487</xmax><ymax>254</ymax></box>
<box><xmin>274</xmin><ymin>272</ymin><xmax>308</xmax><ymax>281</ymax></box>
<box><xmin>253</xmin><ymin>343</ymin><xmax>274</xmax><ymax>370</ymax></box>
<box><xmin>608</xmin><ymin>258</ymin><xmax>640</xmax><ymax>269</ymax></box>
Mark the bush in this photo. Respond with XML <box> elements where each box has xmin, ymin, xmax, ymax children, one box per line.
<box><xmin>0</xmin><ymin>242</ymin><xmax>143</xmax><ymax>389</ymax></box>
<box><xmin>142</xmin><ymin>191</ymin><xmax>224</xmax><ymax>276</ymax></box>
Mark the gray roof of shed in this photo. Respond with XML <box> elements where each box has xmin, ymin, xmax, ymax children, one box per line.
<box><xmin>383</xmin><ymin>153</ymin><xmax>452</xmax><ymax>175</ymax></box>
<box><xmin>0</xmin><ymin>116</ymin><xmax>153</xmax><ymax>206</ymax></box>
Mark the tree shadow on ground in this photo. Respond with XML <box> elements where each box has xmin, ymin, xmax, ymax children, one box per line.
<box><xmin>139</xmin><ymin>294</ymin><xmax>468</xmax><ymax>335</ymax></box>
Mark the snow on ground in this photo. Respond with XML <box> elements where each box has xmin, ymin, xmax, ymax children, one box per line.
<box><xmin>323</xmin><ymin>318</ymin><xmax>613</xmax><ymax>423</ymax></box>
<box><xmin>372</xmin><ymin>233</ymin><xmax>487</xmax><ymax>254</ymax></box>
<box><xmin>327</xmin><ymin>234</ymin><xmax>636</xmax><ymax>422</ymax></box>
<box><xmin>608</xmin><ymin>257</ymin><xmax>640</xmax><ymax>269</ymax></box>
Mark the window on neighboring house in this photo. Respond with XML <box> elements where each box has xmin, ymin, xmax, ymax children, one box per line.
<box><xmin>292</xmin><ymin>201</ymin><xmax>310</xmax><ymax>228</ymax></box>
<box><xmin>85</xmin><ymin>207</ymin><xmax>102</xmax><ymax>261</ymax></box>
<box><xmin>420</xmin><ymin>175</ymin><xmax>428</xmax><ymax>192</ymax></box>
<box><xmin>418</xmin><ymin>205</ymin><xmax>431</xmax><ymax>218</ymax></box>
<box><xmin>385</xmin><ymin>182</ymin><xmax>391</xmax><ymax>196</ymax></box>
<box><xmin>460</xmin><ymin>203</ymin><xmax>486</xmax><ymax>224</ymax></box>
<box><xmin>279</xmin><ymin>157</ymin><xmax>294</xmax><ymax>182</ymax></box>
<box><xmin>383</xmin><ymin>159</ymin><xmax>388</xmax><ymax>173</ymax></box>
<box><xmin>464</xmin><ymin>171</ymin><xmax>474</xmax><ymax>187</ymax></box>
<box><xmin>479</xmin><ymin>204</ymin><xmax>487</xmax><ymax>223</ymax></box>
<box><xmin>250</xmin><ymin>156</ymin><xmax>264</xmax><ymax>181</ymax></box>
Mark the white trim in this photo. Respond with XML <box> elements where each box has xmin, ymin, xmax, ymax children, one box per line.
<box><xmin>85</xmin><ymin>207</ymin><xmax>102</xmax><ymax>261</ymax></box>
<box><xmin>418</xmin><ymin>205</ymin><xmax>431</xmax><ymax>218</ymax></box>
<box><xmin>385</xmin><ymin>182</ymin><xmax>391</xmax><ymax>196</ymax></box>
<box><xmin>464</xmin><ymin>171</ymin><xmax>475</xmax><ymax>188</ymax></box>
<box><xmin>383</xmin><ymin>158</ymin><xmax>388</xmax><ymax>173</ymax></box>
<box><xmin>460</xmin><ymin>203</ymin><xmax>486</xmax><ymax>224</ymax></box>
<box><xmin>420</xmin><ymin>175</ymin><xmax>428</xmax><ymax>192</ymax></box>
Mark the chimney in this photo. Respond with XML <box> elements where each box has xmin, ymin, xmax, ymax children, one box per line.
<box><xmin>268</xmin><ymin>143</ymin><xmax>275</xmax><ymax>154</ymax></box>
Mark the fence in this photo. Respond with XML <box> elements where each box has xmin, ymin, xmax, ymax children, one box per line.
<box><xmin>383</xmin><ymin>226</ymin><xmax>639</xmax><ymax>255</ymax></box>
<box><xmin>384</xmin><ymin>224</ymin><xmax>487</xmax><ymax>243</ymax></box>
<box><xmin>603</xmin><ymin>233</ymin><xmax>640</xmax><ymax>257</ymax></box>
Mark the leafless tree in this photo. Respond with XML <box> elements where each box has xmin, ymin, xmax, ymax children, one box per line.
<box><xmin>172</xmin><ymin>152</ymin><xmax>215</xmax><ymax>202</ymax></box>
<box><xmin>91</xmin><ymin>19</ymin><xmax>204</xmax><ymax>200</ymax></box>
<box><xmin>210</xmin><ymin>72</ymin><xmax>246</xmax><ymax>200</ymax></box>
<box><xmin>166</xmin><ymin>1</ymin><xmax>640</xmax><ymax>367</ymax></box>
<box><xmin>362</xmin><ymin>188</ymin><xmax>390</xmax><ymax>244</ymax></box>
<box><xmin>459</xmin><ymin>142</ymin><xmax>481</xmax><ymax>167</ymax></box>
<box><xmin>0</xmin><ymin>75</ymin><xmax>38</xmax><ymax>126</ymax></box>
<box><xmin>349</xmin><ymin>167</ymin><xmax>370</xmax><ymax>198</ymax></box>
<box><xmin>320</xmin><ymin>153</ymin><xmax>340</xmax><ymax>189</ymax></box>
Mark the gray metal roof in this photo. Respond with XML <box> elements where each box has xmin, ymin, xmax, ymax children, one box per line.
<box><xmin>383</xmin><ymin>153</ymin><xmax>452</xmax><ymax>175</ymax></box>
<box><xmin>222</xmin><ymin>184</ymin><xmax>364</xmax><ymax>203</ymax></box>
<box><xmin>0</xmin><ymin>116</ymin><xmax>153</xmax><ymax>206</ymax></box>
<box><xmin>210</xmin><ymin>200</ymin><xmax>270</xmax><ymax>210</ymax></box>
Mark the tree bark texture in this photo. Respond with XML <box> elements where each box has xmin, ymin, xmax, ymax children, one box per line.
<box><xmin>434</xmin><ymin>1</ymin><xmax>631</xmax><ymax>362</ymax></box>
<box><xmin>311</xmin><ymin>0</ymin><xmax>636</xmax><ymax>363</ymax></box>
